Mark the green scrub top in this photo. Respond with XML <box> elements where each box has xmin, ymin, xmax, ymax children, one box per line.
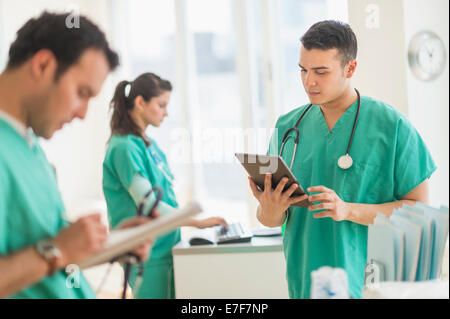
<box><xmin>103</xmin><ymin>134</ymin><xmax>180</xmax><ymax>299</ymax></box>
<box><xmin>0</xmin><ymin>119</ymin><xmax>96</xmax><ymax>299</ymax></box>
<box><xmin>267</xmin><ymin>96</ymin><xmax>436</xmax><ymax>299</ymax></box>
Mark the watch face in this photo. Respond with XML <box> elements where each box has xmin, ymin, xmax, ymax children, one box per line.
<box><xmin>37</xmin><ymin>239</ymin><xmax>62</xmax><ymax>260</ymax></box>
<box><xmin>408</xmin><ymin>31</ymin><xmax>447</xmax><ymax>81</ymax></box>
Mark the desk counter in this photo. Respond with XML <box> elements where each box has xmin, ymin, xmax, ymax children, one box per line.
<box><xmin>172</xmin><ymin>236</ymin><xmax>288</xmax><ymax>299</ymax></box>
<box><xmin>172</xmin><ymin>235</ymin><xmax>283</xmax><ymax>255</ymax></box>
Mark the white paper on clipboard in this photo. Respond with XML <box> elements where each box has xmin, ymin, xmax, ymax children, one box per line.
<box><xmin>78</xmin><ymin>202</ymin><xmax>202</xmax><ymax>269</ymax></box>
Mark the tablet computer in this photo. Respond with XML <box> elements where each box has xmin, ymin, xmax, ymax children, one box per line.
<box><xmin>235</xmin><ymin>153</ymin><xmax>310</xmax><ymax>207</ymax></box>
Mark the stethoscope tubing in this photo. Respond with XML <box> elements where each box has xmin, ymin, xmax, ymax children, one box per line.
<box><xmin>279</xmin><ymin>89</ymin><xmax>361</xmax><ymax>170</ymax></box>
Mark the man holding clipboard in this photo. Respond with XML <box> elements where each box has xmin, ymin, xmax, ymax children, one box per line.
<box><xmin>248</xmin><ymin>21</ymin><xmax>436</xmax><ymax>299</ymax></box>
<box><xmin>0</xmin><ymin>12</ymin><xmax>154</xmax><ymax>299</ymax></box>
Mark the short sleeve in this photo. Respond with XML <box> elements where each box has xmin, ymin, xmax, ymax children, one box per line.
<box><xmin>394</xmin><ymin>117</ymin><xmax>437</xmax><ymax>199</ymax></box>
<box><xmin>110</xmin><ymin>142</ymin><xmax>149</xmax><ymax>190</ymax></box>
<box><xmin>266</xmin><ymin>118</ymin><xmax>281</xmax><ymax>156</ymax></box>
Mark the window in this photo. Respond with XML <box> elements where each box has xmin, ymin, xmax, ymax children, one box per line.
<box><xmin>278</xmin><ymin>0</ymin><xmax>330</xmax><ymax>115</ymax></box>
<box><xmin>186</xmin><ymin>0</ymin><xmax>250</xmax><ymax>223</ymax></box>
<box><xmin>111</xmin><ymin>0</ymin><xmax>193</xmax><ymax>203</ymax></box>
<box><xmin>112</xmin><ymin>0</ymin><xmax>349</xmax><ymax>227</ymax></box>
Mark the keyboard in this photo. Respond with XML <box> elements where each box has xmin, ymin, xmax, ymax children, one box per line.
<box><xmin>215</xmin><ymin>222</ymin><xmax>253</xmax><ymax>244</ymax></box>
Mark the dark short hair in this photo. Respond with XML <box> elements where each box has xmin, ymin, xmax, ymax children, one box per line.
<box><xmin>301</xmin><ymin>20</ymin><xmax>357</xmax><ymax>66</ymax></box>
<box><xmin>6</xmin><ymin>11</ymin><xmax>119</xmax><ymax>78</ymax></box>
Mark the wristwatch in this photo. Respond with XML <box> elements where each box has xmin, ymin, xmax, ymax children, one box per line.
<box><xmin>35</xmin><ymin>239</ymin><xmax>63</xmax><ymax>276</ymax></box>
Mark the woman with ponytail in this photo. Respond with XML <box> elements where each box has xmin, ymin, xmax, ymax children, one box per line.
<box><xmin>102</xmin><ymin>73</ymin><xmax>227</xmax><ymax>299</ymax></box>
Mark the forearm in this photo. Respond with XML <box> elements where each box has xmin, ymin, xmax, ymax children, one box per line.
<box><xmin>256</xmin><ymin>204</ymin><xmax>287</xmax><ymax>227</ymax></box>
<box><xmin>347</xmin><ymin>199</ymin><xmax>418</xmax><ymax>226</ymax></box>
<box><xmin>0</xmin><ymin>247</ymin><xmax>51</xmax><ymax>298</ymax></box>
<box><xmin>181</xmin><ymin>218</ymin><xmax>197</xmax><ymax>227</ymax></box>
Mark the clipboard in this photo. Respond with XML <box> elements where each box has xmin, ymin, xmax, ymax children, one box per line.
<box><xmin>235</xmin><ymin>153</ymin><xmax>310</xmax><ymax>207</ymax></box>
<box><xmin>78</xmin><ymin>202</ymin><xmax>202</xmax><ymax>269</ymax></box>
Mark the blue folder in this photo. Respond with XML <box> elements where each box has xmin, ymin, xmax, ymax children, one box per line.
<box><xmin>376</xmin><ymin>214</ymin><xmax>404</xmax><ymax>281</ymax></box>
<box><xmin>389</xmin><ymin>214</ymin><xmax>422</xmax><ymax>281</ymax></box>
<box><xmin>395</xmin><ymin>207</ymin><xmax>433</xmax><ymax>281</ymax></box>
<box><xmin>405</xmin><ymin>203</ymin><xmax>449</xmax><ymax>279</ymax></box>
<box><xmin>367</xmin><ymin>215</ymin><xmax>397</xmax><ymax>281</ymax></box>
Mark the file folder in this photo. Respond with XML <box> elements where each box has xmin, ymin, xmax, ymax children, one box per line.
<box><xmin>376</xmin><ymin>214</ymin><xmax>404</xmax><ymax>281</ymax></box>
<box><xmin>395</xmin><ymin>207</ymin><xmax>433</xmax><ymax>281</ymax></box>
<box><xmin>367</xmin><ymin>215</ymin><xmax>397</xmax><ymax>281</ymax></box>
<box><xmin>405</xmin><ymin>203</ymin><xmax>449</xmax><ymax>279</ymax></box>
<box><xmin>389</xmin><ymin>214</ymin><xmax>422</xmax><ymax>281</ymax></box>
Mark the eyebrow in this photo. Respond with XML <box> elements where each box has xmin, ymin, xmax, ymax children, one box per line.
<box><xmin>298</xmin><ymin>63</ymin><xmax>330</xmax><ymax>70</ymax></box>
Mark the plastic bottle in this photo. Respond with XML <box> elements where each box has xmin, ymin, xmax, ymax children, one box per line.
<box><xmin>310</xmin><ymin>266</ymin><xmax>349</xmax><ymax>299</ymax></box>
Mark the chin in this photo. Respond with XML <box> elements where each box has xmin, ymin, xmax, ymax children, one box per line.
<box><xmin>43</xmin><ymin>125</ymin><xmax>62</xmax><ymax>139</ymax></box>
<box><xmin>307</xmin><ymin>97</ymin><xmax>321</xmax><ymax>105</ymax></box>
<box><xmin>309</xmin><ymin>95</ymin><xmax>331</xmax><ymax>106</ymax></box>
<box><xmin>32</xmin><ymin>127</ymin><xmax>52</xmax><ymax>140</ymax></box>
<box><xmin>42</xmin><ymin>131</ymin><xmax>55</xmax><ymax>140</ymax></box>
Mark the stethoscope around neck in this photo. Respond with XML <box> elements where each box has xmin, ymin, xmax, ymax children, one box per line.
<box><xmin>279</xmin><ymin>89</ymin><xmax>361</xmax><ymax>170</ymax></box>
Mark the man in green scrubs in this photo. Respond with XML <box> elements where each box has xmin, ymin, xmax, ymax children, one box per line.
<box><xmin>0</xmin><ymin>12</ymin><xmax>152</xmax><ymax>299</ymax></box>
<box><xmin>248</xmin><ymin>21</ymin><xmax>436</xmax><ymax>299</ymax></box>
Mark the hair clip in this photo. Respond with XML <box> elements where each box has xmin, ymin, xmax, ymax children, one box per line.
<box><xmin>124</xmin><ymin>82</ymin><xmax>132</xmax><ymax>98</ymax></box>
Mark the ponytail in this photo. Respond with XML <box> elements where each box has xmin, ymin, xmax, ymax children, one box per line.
<box><xmin>109</xmin><ymin>73</ymin><xmax>173</xmax><ymax>146</ymax></box>
<box><xmin>109</xmin><ymin>80</ymin><xmax>149</xmax><ymax>146</ymax></box>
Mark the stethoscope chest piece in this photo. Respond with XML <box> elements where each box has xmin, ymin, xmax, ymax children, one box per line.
<box><xmin>338</xmin><ymin>154</ymin><xmax>353</xmax><ymax>170</ymax></box>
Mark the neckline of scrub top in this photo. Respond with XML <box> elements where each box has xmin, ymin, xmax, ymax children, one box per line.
<box><xmin>314</xmin><ymin>98</ymin><xmax>359</xmax><ymax>138</ymax></box>
<box><xmin>0</xmin><ymin>111</ymin><xmax>36</xmax><ymax>147</ymax></box>
<box><xmin>0</xmin><ymin>116</ymin><xmax>36</xmax><ymax>148</ymax></box>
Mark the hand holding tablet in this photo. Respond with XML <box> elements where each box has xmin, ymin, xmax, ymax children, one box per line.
<box><xmin>235</xmin><ymin>153</ymin><xmax>311</xmax><ymax>207</ymax></box>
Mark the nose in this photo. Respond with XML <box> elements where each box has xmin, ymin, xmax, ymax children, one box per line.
<box><xmin>305</xmin><ymin>72</ymin><xmax>317</xmax><ymax>88</ymax></box>
<box><xmin>74</xmin><ymin>101</ymin><xmax>89</xmax><ymax>120</ymax></box>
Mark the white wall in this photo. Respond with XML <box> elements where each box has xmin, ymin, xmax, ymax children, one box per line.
<box><xmin>402</xmin><ymin>0</ymin><xmax>449</xmax><ymax>207</ymax></box>
<box><xmin>348</xmin><ymin>0</ymin><xmax>449</xmax><ymax>206</ymax></box>
<box><xmin>348</xmin><ymin>0</ymin><xmax>409</xmax><ymax>113</ymax></box>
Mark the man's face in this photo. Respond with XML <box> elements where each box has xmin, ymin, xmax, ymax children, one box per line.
<box><xmin>28</xmin><ymin>49</ymin><xmax>110</xmax><ymax>139</ymax></box>
<box><xmin>299</xmin><ymin>46</ymin><xmax>351</xmax><ymax>106</ymax></box>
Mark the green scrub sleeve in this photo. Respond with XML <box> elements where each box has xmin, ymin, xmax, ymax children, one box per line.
<box><xmin>110</xmin><ymin>141</ymin><xmax>150</xmax><ymax>190</ymax></box>
<box><xmin>394</xmin><ymin>117</ymin><xmax>437</xmax><ymax>199</ymax></box>
<box><xmin>128</xmin><ymin>173</ymin><xmax>174</xmax><ymax>217</ymax></box>
<box><xmin>0</xmin><ymin>167</ymin><xmax>6</xmax><ymax>253</ymax></box>
<box><xmin>267</xmin><ymin>120</ymin><xmax>281</xmax><ymax>156</ymax></box>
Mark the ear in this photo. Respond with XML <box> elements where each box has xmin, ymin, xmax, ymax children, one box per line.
<box><xmin>345</xmin><ymin>60</ymin><xmax>357</xmax><ymax>78</ymax></box>
<box><xmin>29</xmin><ymin>49</ymin><xmax>57</xmax><ymax>82</ymax></box>
<box><xmin>134</xmin><ymin>95</ymin><xmax>147</xmax><ymax>110</ymax></box>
